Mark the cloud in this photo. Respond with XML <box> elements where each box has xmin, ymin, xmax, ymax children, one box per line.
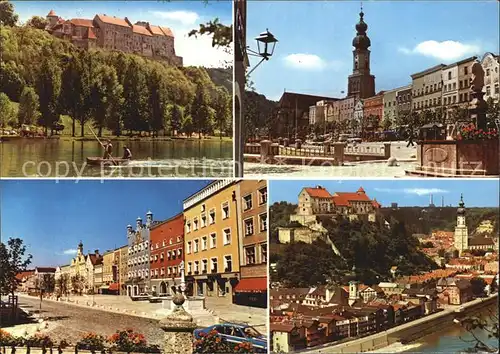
<box><xmin>283</xmin><ymin>54</ymin><xmax>327</xmax><ymax>70</ymax></box>
<box><xmin>374</xmin><ymin>188</ymin><xmax>449</xmax><ymax>196</ymax></box>
<box><xmin>398</xmin><ymin>40</ymin><xmax>481</xmax><ymax>61</ymax></box>
<box><xmin>174</xmin><ymin>30</ymin><xmax>232</xmax><ymax>68</ymax></box>
<box><xmin>149</xmin><ymin>10</ymin><xmax>200</xmax><ymax>25</ymax></box>
<box><xmin>57</xmin><ymin>249</ymin><xmax>77</xmax><ymax>256</ymax></box>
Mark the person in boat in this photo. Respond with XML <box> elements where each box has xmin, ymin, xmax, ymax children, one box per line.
<box><xmin>122</xmin><ymin>146</ymin><xmax>132</xmax><ymax>160</ymax></box>
<box><xmin>102</xmin><ymin>139</ymin><xmax>113</xmax><ymax>159</ymax></box>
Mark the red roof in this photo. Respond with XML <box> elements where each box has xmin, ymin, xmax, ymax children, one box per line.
<box><xmin>69</xmin><ymin>19</ymin><xmax>94</xmax><ymax>27</ymax></box>
<box><xmin>84</xmin><ymin>27</ymin><xmax>97</xmax><ymax>39</ymax></box>
<box><xmin>234</xmin><ymin>277</ymin><xmax>267</xmax><ymax>292</ymax></box>
<box><xmin>148</xmin><ymin>24</ymin><xmax>165</xmax><ymax>36</ymax></box>
<box><xmin>16</xmin><ymin>270</ymin><xmax>35</xmax><ymax>281</ymax></box>
<box><xmin>109</xmin><ymin>283</ymin><xmax>120</xmax><ymax>291</ymax></box>
<box><xmin>159</xmin><ymin>26</ymin><xmax>173</xmax><ymax>37</ymax></box>
<box><xmin>95</xmin><ymin>14</ymin><xmax>130</xmax><ymax>28</ymax></box>
<box><xmin>132</xmin><ymin>25</ymin><xmax>152</xmax><ymax>36</ymax></box>
<box><xmin>357</xmin><ymin>187</ymin><xmax>365</xmax><ymax>193</ymax></box>
<box><xmin>304</xmin><ymin>187</ymin><xmax>332</xmax><ymax>198</ymax></box>
<box><xmin>332</xmin><ymin>191</ymin><xmax>371</xmax><ymax>206</ymax></box>
<box><xmin>48</xmin><ymin>10</ymin><xmax>56</xmax><ymax>17</ymax></box>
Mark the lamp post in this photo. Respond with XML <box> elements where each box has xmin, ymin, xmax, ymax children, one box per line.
<box><xmin>246</xmin><ymin>29</ymin><xmax>278</xmax><ymax>77</ymax></box>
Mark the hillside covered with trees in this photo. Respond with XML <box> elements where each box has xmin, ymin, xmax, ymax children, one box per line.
<box><xmin>0</xmin><ymin>2</ymin><xmax>231</xmax><ymax>138</ymax></box>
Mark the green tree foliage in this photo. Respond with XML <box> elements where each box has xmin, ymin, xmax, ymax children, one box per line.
<box><xmin>381</xmin><ymin>112</ymin><xmax>393</xmax><ymax>131</ymax></box>
<box><xmin>0</xmin><ymin>25</ymin><xmax>231</xmax><ymax>137</ymax></box>
<box><xmin>170</xmin><ymin>104</ymin><xmax>183</xmax><ymax>136</ymax></box>
<box><xmin>36</xmin><ymin>47</ymin><xmax>61</xmax><ymax>133</ymax></box>
<box><xmin>181</xmin><ymin>111</ymin><xmax>194</xmax><ymax>137</ymax></box>
<box><xmin>213</xmin><ymin>86</ymin><xmax>231</xmax><ymax>138</ymax></box>
<box><xmin>188</xmin><ymin>18</ymin><xmax>232</xmax><ymax>48</ymax></box>
<box><xmin>191</xmin><ymin>84</ymin><xmax>212</xmax><ymax>138</ymax></box>
<box><xmin>17</xmin><ymin>86</ymin><xmax>40</xmax><ymax>126</ymax></box>
<box><xmin>25</xmin><ymin>15</ymin><xmax>48</xmax><ymax>30</ymax></box>
<box><xmin>269</xmin><ymin>202</ymin><xmax>298</xmax><ymax>243</ymax></box>
<box><xmin>470</xmin><ymin>277</ymin><xmax>487</xmax><ymax>297</ymax></box>
<box><xmin>277</xmin><ymin>240</ymin><xmax>346</xmax><ymax>287</ymax></box>
<box><xmin>245</xmin><ymin>91</ymin><xmax>276</xmax><ymax>139</ymax></box>
<box><xmin>486</xmin><ymin>97</ymin><xmax>500</xmax><ymax>124</ymax></box>
<box><xmin>0</xmin><ymin>238</ymin><xmax>33</xmax><ymax>299</ymax></box>
<box><xmin>0</xmin><ymin>92</ymin><xmax>16</xmax><ymax>128</ymax></box>
<box><xmin>0</xmin><ymin>0</ymin><xmax>18</xmax><ymax>26</ymax></box>
<box><xmin>91</xmin><ymin>63</ymin><xmax>123</xmax><ymax>136</ymax></box>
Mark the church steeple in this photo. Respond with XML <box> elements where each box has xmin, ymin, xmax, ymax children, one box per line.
<box><xmin>347</xmin><ymin>4</ymin><xmax>375</xmax><ymax>100</ymax></box>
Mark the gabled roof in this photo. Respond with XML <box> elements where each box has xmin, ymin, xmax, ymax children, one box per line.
<box><xmin>95</xmin><ymin>14</ymin><xmax>130</xmax><ymax>28</ymax></box>
<box><xmin>69</xmin><ymin>18</ymin><xmax>94</xmax><ymax>27</ymax></box>
<box><xmin>147</xmin><ymin>24</ymin><xmax>165</xmax><ymax>36</ymax></box>
<box><xmin>87</xmin><ymin>253</ymin><xmax>103</xmax><ymax>265</ymax></box>
<box><xmin>84</xmin><ymin>27</ymin><xmax>97</xmax><ymax>39</ymax></box>
<box><xmin>332</xmin><ymin>191</ymin><xmax>371</xmax><ymax>206</ymax></box>
<box><xmin>159</xmin><ymin>26</ymin><xmax>174</xmax><ymax>37</ymax></box>
<box><xmin>270</xmin><ymin>323</ymin><xmax>298</xmax><ymax>333</ymax></box>
<box><xmin>132</xmin><ymin>25</ymin><xmax>152</xmax><ymax>36</ymax></box>
<box><xmin>48</xmin><ymin>10</ymin><xmax>56</xmax><ymax>17</ymax></box>
<box><xmin>303</xmin><ymin>186</ymin><xmax>332</xmax><ymax>198</ymax></box>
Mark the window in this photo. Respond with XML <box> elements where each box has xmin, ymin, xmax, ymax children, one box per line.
<box><xmin>223</xmin><ymin>228</ymin><xmax>231</xmax><ymax>245</ymax></box>
<box><xmin>259</xmin><ymin>188</ymin><xmax>267</xmax><ymax>205</ymax></box>
<box><xmin>452</xmin><ymin>83</ymin><xmax>456</xmax><ymax>90</ymax></box>
<box><xmin>160</xmin><ymin>268</ymin><xmax>165</xmax><ymax>275</ymax></box>
<box><xmin>486</xmin><ymin>86</ymin><xmax>491</xmax><ymax>96</ymax></box>
<box><xmin>495</xmin><ymin>84</ymin><xmax>499</xmax><ymax>94</ymax></box>
<box><xmin>187</xmin><ymin>241</ymin><xmax>192</xmax><ymax>254</ymax></box>
<box><xmin>169</xmin><ymin>238</ymin><xmax>173</xmax><ymax>245</ymax></box>
<box><xmin>178</xmin><ymin>249</ymin><xmax>182</xmax><ymax>257</ymax></box>
<box><xmin>243</xmin><ymin>194</ymin><xmax>253</xmax><ymax>211</ymax></box>
<box><xmin>194</xmin><ymin>239</ymin><xmax>199</xmax><ymax>253</ymax></box>
<box><xmin>193</xmin><ymin>218</ymin><xmax>199</xmax><ymax>231</ymax></box>
<box><xmin>222</xmin><ymin>202</ymin><xmax>229</xmax><ymax>219</ymax></box>
<box><xmin>486</xmin><ymin>69</ymin><xmax>490</xmax><ymax>76</ymax></box>
<box><xmin>244</xmin><ymin>218</ymin><xmax>254</xmax><ymax>236</ymax></box>
<box><xmin>177</xmin><ymin>236</ymin><xmax>181</xmax><ymax>243</ymax></box>
<box><xmin>201</xmin><ymin>203</ymin><xmax>206</xmax><ymax>212</ymax></box>
<box><xmin>211</xmin><ymin>257</ymin><xmax>218</xmax><ymax>273</ymax></box>
<box><xmin>186</xmin><ymin>222</ymin><xmax>191</xmax><ymax>233</ymax></box>
<box><xmin>245</xmin><ymin>246</ymin><xmax>256</xmax><ymax>264</ymax></box>
<box><xmin>154</xmin><ymin>254</ymin><xmax>158</xmax><ymax>261</ymax></box>
<box><xmin>224</xmin><ymin>255</ymin><xmax>232</xmax><ymax>272</ymax></box>
<box><xmin>261</xmin><ymin>244</ymin><xmax>267</xmax><ymax>263</ymax></box>
<box><xmin>166</xmin><ymin>251</ymin><xmax>170</xmax><ymax>260</ymax></box>
<box><xmin>161</xmin><ymin>252</ymin><xmax>165</xmax><ymax>260</ymax></box>
<box><xmin>448</xmin><ymin>72</ymin><xmax>451</xmax><ymax>80</ymax></box>
<box><xmin>209</xmin><ymin>209</ymin><xmax>216</xmax><ymax>224</ymax></box>
<box><xmin>459</xmin><ymin>93</ymin><xmax>463</xmax><ymax>102</ymax></box>
<box><xmin>162</xmin><ymin>240</ymin><xmax>165</xmax><ymax>247</ymax></box>
<box><xmin>259</xmin><ymin>213</ymin><xmax>268</xmax><ymax>232</ymax></box>
<box><xmin>167</xmin><ymin>267</ymin><xmax>171</xmax><ymax>275</ymax></box>
<box><xmin>187</xmin><ymin>262</ymin><xmax>192</xmax><ymax>274</ymax></box>
<box><xmin>194</xmin><ymin>261</ymin><xmax>199</xmax><ymax>273</ymax></box>
<box><xmin>202</xmin><ymin>259</ymin><xmax>208</xmax><ymax>273</ymax></box>
<box><xmin>173</xmin><ymin>266</ymin><xmax>177</xmax><ymax>275</ymax></box>
<box><xmin>201</xmin><ymin>236</ymin><xmax>207</xmax><ymax>251</ymax></box>
<box><xmin>201</xmin><ymin>213</ymin><xmax>207</xmax><ymax>228</ymax></box>
<box><xmin>464</xmin><ymin>66</ymin><xmax>468</xmax><ymax>75</ymax></box>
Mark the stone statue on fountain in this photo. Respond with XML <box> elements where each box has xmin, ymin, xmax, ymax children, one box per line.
<box><xmin>468</xmin><ymin>60</ymin><xmax>488</xmax><ymax>131</ymax></box>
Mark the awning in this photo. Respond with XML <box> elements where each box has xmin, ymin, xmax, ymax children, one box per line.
<box><xmin>109</xmin><ymin>283</ymin><xmax>120</xmax><ymax>291</ymax></box>
<box><xmin>234</xmin><ymin>277</ymin><xmax>267</xmax><ymax>293</ymax></box>
<box><xmin>99</xmin><ymin>285</ymin><xmax>109</xmax><ymax>290</ymax></box>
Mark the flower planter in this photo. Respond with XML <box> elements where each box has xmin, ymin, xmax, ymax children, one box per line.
<box><xmin>1</xmin><ymin>348</ymin><xmax>156</xmax><ymax>354</ymax></box>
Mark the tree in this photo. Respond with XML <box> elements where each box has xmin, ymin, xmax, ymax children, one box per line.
<box><xmin>17</xmin><ymin>86</ymin><xmax>40</xmax><ymax>126</ymax></box>
<box><xmin>486</xmin><ymin>97</ymin><xmax>500</xmax><ymax>125</ymax></box>
<box><xmin>0</xmin><ymin>61</ymin><xmax>25</xmax><ymax>101</ymax></box>
<box><xmin>170</xmin><ymin>104</ymin><xmax>183</xmax><ymax>136</ymax></box>
<box><xmin>91</xmin><ymin>64</ymin><xmax>123</xmax><ymax>136</ymax></box>
<box><xmin>0</xmin><ymin>238</ymin><xmax>33</xmax><ymax>305</ymax></box>
<box><xmin>36</xmin><ymin>47</ymin><xmax>61</xmax><ymax>134</ymax></box>
<box><xmin>213</xmin><ymin>86</ymin><xmax>230</xmax><ymax>138</ymax></box>
<box><xmin>470</xmin><ymin>277</ymin><xmax>487</xmax><ymax>298</ymax></box>
<box><xmin>191</xmin><ymin>84</ymin><xmax>212</xmax><ymax>138</ymax></box>
<box><xmin>382</xmin><ymin>111</ymin><xmax>393</xmax><ymax>131</ymax></box>
<box><xmin>188</xmin><ymin>18</ymin><xmax>232</xmax><ymax>48</ymax></box>
<box><xmin>0</xmin><ymin>0</ymin><xmax>18</xmax><ymax>26</ymax></box>
<box><xmin>147</xmin><ymin>67</ymin><xmax>169</xmax><ymax>137</ymax></box>
<box><xmin>0</xmin><ymin>92</ymin><xmax>16</xmax><ymax>128</ymax></box>
<box><xmin>70</xmin><ymin>274</ymin><xmax>85</xmax><ymax>296</ymax></box>
<box><xmin>122</xmin><ymin>59</ymin><xmax>149</xmax><ymax>135</ymax></box>
<box><xmin>25</xmin><ymin>15</ymin><xmax>48</xmax><ymax>30</ymax></box>
<box><xmin>448</xmin><ymin>106</ymin><xmax>469</xmax><ymax>124</ymax></box>
<box><xmin>181</xmin><ymin>113</ymin><xmax>194</xmax><ymax>137</ymax></box>
<box><xmin>459</xmin><ymin>309</ymin><xmax>498</xmax><ymax>353</ymax></box>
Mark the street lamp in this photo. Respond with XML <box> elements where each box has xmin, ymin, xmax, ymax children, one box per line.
<box><xmin>246</xmin><ymin>29</ymin><xmax>278</xmax><ymax>77</ymax></box>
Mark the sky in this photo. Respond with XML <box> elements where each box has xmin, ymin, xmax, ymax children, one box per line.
<box><xmin>12</xmin><ymin>1</ymin><xmax>232</xmax><ymax>67</ymax></box>
<box><xmin>269</xmin><ymin>179</ymin><xmax>500</xmax><ymax>208</ymax></box>
<box><xmin>246</xmin><ymin>1</ymin><xmax>500</xmax><ymax>101</ymax></box>
<box><xmin>0</xmin><ymin>179</ymin><xmax>212</xmax><ymax>267</ymax></box>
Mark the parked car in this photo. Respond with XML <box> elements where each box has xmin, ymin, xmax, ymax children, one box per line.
<box><xmin>194</xmin><ymin>323</ymin><xmax>267</xmax><ymax>352</ymax></box>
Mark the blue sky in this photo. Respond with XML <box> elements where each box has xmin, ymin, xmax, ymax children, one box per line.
<box><xmin>269</xmin><ymin>179</ymin><xmax>500</xmax><ymax>208</ymax></box>
<box><xmin>12</xmin><ymin>1</ymin><xmax>232</xmax><ymax>67</ymax></box>
<box><xmin>246</xmin><ymin>1</ymin><xmax>499</xmax><ymax>101</ymax></box>
<box><xmin>1</xmin><ymin>180</ymin><xmax>211</xmax><ymax>267</ymax></box>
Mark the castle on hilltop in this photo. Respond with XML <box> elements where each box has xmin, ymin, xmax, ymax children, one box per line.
<box><xmin>45</xmin><ymin>10</ymin><xmax>183</xmax><ymax>66</ymax></box>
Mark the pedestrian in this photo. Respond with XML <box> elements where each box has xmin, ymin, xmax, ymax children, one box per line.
<box><xmin>102</xmin><ymin>140</ymin><xmax>113</xmax><ymax>159</ymax></box>
<box><xmin>122</xmin><ymin>146</ymin><xmax>132</xmax><ymax>160</ymax></box>
<box><xmin>406</xmin><ymin>128</ymin><xmax>415</xmax><ymax>147</ymax></box>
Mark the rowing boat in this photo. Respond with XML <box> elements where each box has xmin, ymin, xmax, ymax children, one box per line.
<box><xmin>86</xmin><ymin>157</ymin><xmax>130</xmax><ymax>166</ymax></box>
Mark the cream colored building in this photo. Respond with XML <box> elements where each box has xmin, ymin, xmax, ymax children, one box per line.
<box><xmin>118</xmin><ymin>245</ymin><xmax>128</xmax><ymax>295</ymax></box>
<box><xmin>411</xmin><ymin>64</ymin><xmax>446</xmax><ymax>113</ymax></box>
<box><xmin>184</xmin><ymin>180</ymin><xmax>241</xmax><ymax>300</ymax></box>
<box><xmin>457</xmin><ymin>56</ymin><xmax>477</xmax><ymax>106</ymax></box>
<box><xmin>481</xmin><ymin>52</ymin><xmax>500</xmax><ymax>103</ymax></box>
<box><xmin>383</xmin><ymin>88</ymin><xmax>399</xmax><ymax>127</ymax></box>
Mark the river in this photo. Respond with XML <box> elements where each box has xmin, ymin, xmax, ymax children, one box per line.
<box><xmin>0</xmin><ymin>138</ymin><xmax>233</xmax><ymax>177</ymax></box>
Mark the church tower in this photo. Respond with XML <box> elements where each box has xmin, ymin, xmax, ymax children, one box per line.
<box><xmin>454</xmin><ymin>194</ymin><xmax>468</xmax><ymax>256</ymax></box>
<box><xmin>347</xmin><ymin>6</ymin><xmax>376</xmax><ymax>100</ymax></box>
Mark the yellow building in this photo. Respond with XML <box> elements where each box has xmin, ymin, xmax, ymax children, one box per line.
<box><xmin>118</xmin><ymin>245</ymin><xmax>128</xmax><ymax>295</ymax></box>
<box><xmin>183</xmin><ymin>180</ymin><xmax>241</xmax><ymax>301</ymax></box>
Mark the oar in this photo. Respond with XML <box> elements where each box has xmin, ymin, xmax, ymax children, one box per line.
<box><xmin>88</xmin><ymin>125</ymin><xmax>118</xmax><ymax>166</ymax></box>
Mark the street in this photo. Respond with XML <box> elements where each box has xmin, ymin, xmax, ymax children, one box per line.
<box><xmin>17</xmin><ymin>296</ymin><xmax>165</xmax><ymax>345</ymax></box>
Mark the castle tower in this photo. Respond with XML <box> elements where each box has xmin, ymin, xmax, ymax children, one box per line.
<box><xmin>453</xmin><ymin>194</ymin><xmax>468</xmax><ymax>256</ymax></box>
<box><xmin>46</xmin><ymin>10</ymin><xmax>58</xmax><ymax>28</ymax></box>
<box><xmin>146</xmin><ymin>211</ymin><xmax>153</xmax><ymax>227</ymax></box>
<box><xmin>77</xmin><ymin>240</ymin><xmax>83</xmax><ymax>255</ymax></box>
<box><xmin>136</xmin><ymin>217</ymin><xmax>143</xmax><ymax>231</ymax></box>
<box><xmin>347</xmin><ymin>6</ymin><xmax>376</xmax><ymax>100</ymax></box>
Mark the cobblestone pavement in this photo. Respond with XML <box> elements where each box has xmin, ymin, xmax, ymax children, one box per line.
<box><xmin>17</xmin><ymin>296</ymin><xmax>165</xmax><ymax>346</ymax></box>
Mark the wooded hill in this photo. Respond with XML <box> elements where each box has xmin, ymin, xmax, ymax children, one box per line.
<box><xmin>0</xmin><ymin>25</ymin><xmax>232</xmax><ymax>137</ymax></box>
